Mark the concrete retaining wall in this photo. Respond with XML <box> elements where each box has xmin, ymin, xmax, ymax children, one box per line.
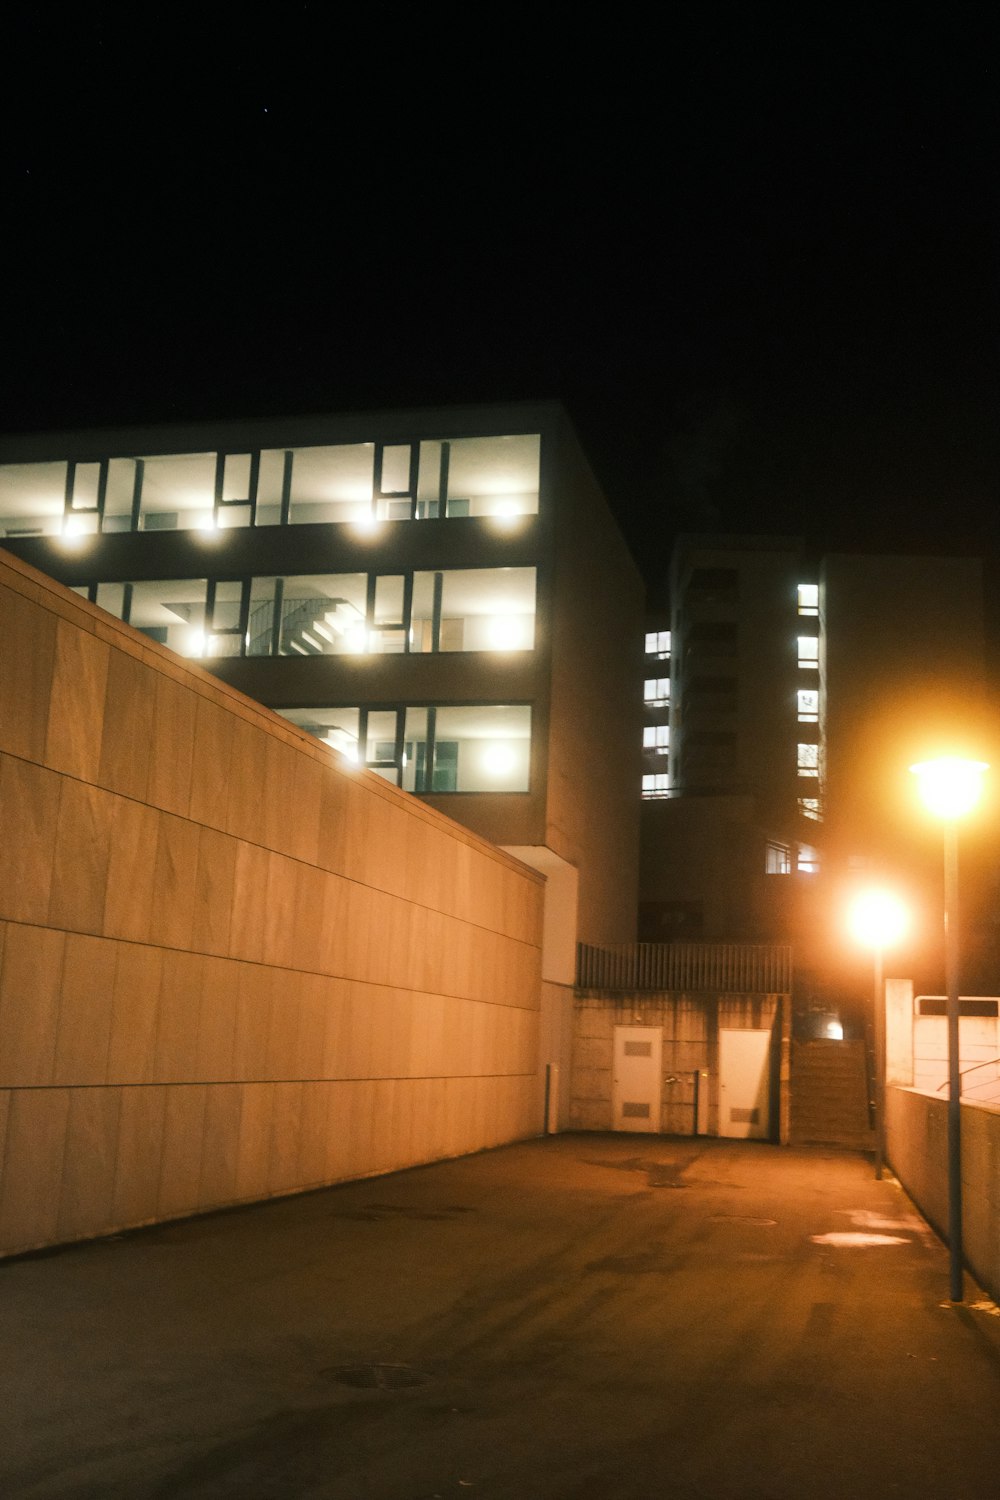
<box><xmin>0</xmin><ymin>551</ymin><xmax>544</xmax><ymax>1257</ymax></box>
<box><xmin>886</xmin><ymin>1085</ymin><xmax>1000</xmax><ymax>1303</ymax></box>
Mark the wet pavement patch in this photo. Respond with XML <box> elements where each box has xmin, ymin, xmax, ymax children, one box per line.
<box><xmin>811</xmin><ymin>1231</ymin><xmax>908</xmax><ymax>1247</ymax></box>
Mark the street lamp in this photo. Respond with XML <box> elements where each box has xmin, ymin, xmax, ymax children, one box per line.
<box><xmin>910</xmin><ymin>756</ymin><xmax>988</xmax><ymax>1302</ymax></box>
<box><xmin>848</xmin><ymin>889</ymin><xmax>909</xmax><ymax>1181</ymax></box>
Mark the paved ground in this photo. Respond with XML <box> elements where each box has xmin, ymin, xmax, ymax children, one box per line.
<box><xmin>3</xmin><ymin>1135</ymin><xmax>1000</xmax><ymax>1499</ymax></box>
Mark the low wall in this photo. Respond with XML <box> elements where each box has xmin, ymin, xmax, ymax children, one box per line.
<box><xmin>0</xmin><ymin>551</ymin><xmax>544</xmax><ymax>1257</ymax></box>
<box><xmin>886</xmin><ymin>1085</ymin><xmax>1000</xmax><ymax>1303</ymax></box>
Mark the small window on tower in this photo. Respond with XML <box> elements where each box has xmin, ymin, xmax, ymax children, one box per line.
<box><xmin>797</xmin><ymin>583</ymin><xmax>819</xmax><ymax>616</ymax></box>
<box><xmin>797</xmin><ymin>743</ymin><xmax>820</xmax><ymax>777</ymax></box>
<box><xmin>642</xmin><ymin>772</ymin><xmax>670</xmax><ymax>798</ymax></box>
<box><xmin>798</xmin><ymin>797</ymin><xmax>822</xmax><ymax>821</ymax></box>
<box><xmin>644</xmin><ymin>630</ymin><xmax>671</xmax><ymax>657</ymax></box>
<box><xmin>798</xmin><ymin>636</ymin><xmax>819</xmax><ymax>669</ymax></box>
<box><xmin>797</xmin><ymin>689</ymin><xmax>819</xmax><ymax>722</ymax></box>
<box><xmin>766</xmin><ymin>840</ymin><xmax>791</xmax><ymax>875</ymax></box>
<box><xmin>644</xmin><ymin>678</ymin><xmax>670</xmax><ymax>706</ymax></box>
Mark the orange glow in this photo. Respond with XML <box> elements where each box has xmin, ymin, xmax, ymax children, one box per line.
<box><xmin>848</xmin><ymin>888</ymin><xmax>909</xmax><ymax>950</ymax></box>
<box><xmin>910</xmin><ymin>757</ymin><xmax>988</xmax><ymax>820</ymax></box>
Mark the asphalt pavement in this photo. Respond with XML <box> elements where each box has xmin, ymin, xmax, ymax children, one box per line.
<box><xmin>3</xmin><ymin>1135</ymin><xmax>1000</xmax><ymax>1499</ymax></box>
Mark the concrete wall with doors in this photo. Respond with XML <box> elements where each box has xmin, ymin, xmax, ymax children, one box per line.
<box><xmin>0</xmin><ymin>550</ymin><xmax>544</xmax><ymax>1258</ymax></box>
<box><xmin>571</xmin><ymin>992</ymin><xmax>790</xmax><ymax>1141</ymax></box>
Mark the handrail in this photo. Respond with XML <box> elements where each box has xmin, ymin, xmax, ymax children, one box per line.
<box><xmin>935</xmin><ymin>1055</ymin><xmax>1000</xmax><ymax>1092</ymax></box>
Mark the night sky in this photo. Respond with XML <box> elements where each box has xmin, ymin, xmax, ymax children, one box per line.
<box><xmin>3</xmin><ymin>9</ymin><xmax>998</xmax><ymax>596</ymax></box>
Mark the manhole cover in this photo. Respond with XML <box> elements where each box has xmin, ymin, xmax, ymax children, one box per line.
<box><xmin>326</xmin><ymin>1363</ymin><xmax>430</xmax><ymax>1389</ymax></box>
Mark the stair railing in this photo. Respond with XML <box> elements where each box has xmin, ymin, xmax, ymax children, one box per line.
<box><xmin>935</xmin><ymin>1056</ymin><xmax>1000</xmax><ymax>1097</ymax></box>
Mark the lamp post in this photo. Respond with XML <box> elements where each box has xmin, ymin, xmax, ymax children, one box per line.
<box><xmin>848</xmin><ymin>889</ymin><xmax>909</xmax><ymax>1181</ymax></box>
<box><xmin>910</xmin><ymin>756</ymin><xmax>988</xmax><ymax>1303</ymax></box>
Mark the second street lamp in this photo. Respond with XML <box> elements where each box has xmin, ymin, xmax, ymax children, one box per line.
<box><xmin>848</xmin><ymin>889</ymin><xmax>909</xmax><ymax>1180</ymax></box>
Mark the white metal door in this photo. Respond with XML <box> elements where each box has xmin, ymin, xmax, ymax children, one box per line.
<box><xmin>612</xmin><ymin>1026</ymin><xmax>662</xmax><ymax>1133</ymax></box>
<box><xmin>719</xmin><ymin>1028</ymin><xmax>771</xmax><ymax>1139</ymax></box>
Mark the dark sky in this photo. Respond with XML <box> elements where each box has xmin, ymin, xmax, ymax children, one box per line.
<box><xmin>3</xmin><ymin>8</ymin><xmax>998</xmax><ymax>594</ymax></box>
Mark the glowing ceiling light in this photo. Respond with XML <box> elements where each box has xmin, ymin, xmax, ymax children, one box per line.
<box><xmin>185</xmin><ymin>629</ymin><xmax>206</xmax><ymax>658</ymax></box>
<box><xmin>323</xmin><ymin>732</ymin><xmax>358</xmax><ymax>763</ymax></box>
<box><xmin>353</xmin><ymin>511</ymin><xmax>382</xmax><ymax>535</ymax></box>
<box><xmin>493</xmin><ymin>498</ymin><xmax>521</xmax><ymax>517</ymax></box>
<box><xmin>488</xmin><ymin>616</ymin><xmax>522</xmax><ymax>651</ymax></box>
<box><xmin>482</xmin><ymin>742</ymin><xmax>516</xmax><ymax>778</ymax></box>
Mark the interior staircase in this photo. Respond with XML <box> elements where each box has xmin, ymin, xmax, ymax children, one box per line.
<box><xmin>790</xmin><ymin>1038</ymin><xmax>875</xmax><ymax>1150</ymax></box>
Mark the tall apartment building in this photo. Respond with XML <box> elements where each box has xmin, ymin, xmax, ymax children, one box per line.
<box><xmin>0</xmin><ymin>403</ymin><xmax>644</xmax><ymax>1096</ymax></box>
<box><xmin>639</xmin><ymin>534</ymin><xmax>993</xmax><ymax>1017</ymax></box>
<box><xmin>639</xmin><ymin>536</ymin><xmax>816</xmax><ymax>941</ymax></box>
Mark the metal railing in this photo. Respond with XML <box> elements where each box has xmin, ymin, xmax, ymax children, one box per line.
<box><xmin>575</xmin><ymin>941</ymin><xmax>792</xmax><ymax>995</ymax></box>
<box><xmin>936</xmin><ymin>1056</ymin><xmax>1000</xmax><ymax>1102</ymax></box>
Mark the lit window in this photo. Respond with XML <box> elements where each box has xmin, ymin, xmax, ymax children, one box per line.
<box><xmin>278</xmin><ymin>703</ymin><xmax>531</xmax><ymax>792</ymax></box>
<box><xmin>276</xmin><ymin>706</ymin><xmax>361</xmax><ymax>762</ymax></box>
<box><xmin>798</xmin><ymin>636</ymin><xmax>819</xmax><ymax>669</ymax></box>
<box><xmin>797</xmin><ymin>689</ymin><xmax>819</xmax><ymax>722</ymax></box>
<box><xmin>642</xmin><ymin>772</ymin><xmax>670</xmax><ymax>798</ymax></box>
<box><xmin>644</xmin><ymin>678</ymin><xmax>670</xmax><ymax>705</ymax></box>
<box><xmin>416</xmin><ymin>704</ymin><xmax>530</xmax><ymax>791</ymax></box>
<box><xmin>766</xmin><ymin>840</ymin><xmax>791</xmax><ymax>875</ymax></box>
<box><xmin>798</xmin><ymin>797</ymin><xmax>822</xmax><ymax>821</ymax></box>
<box><xmin>0</xmin><ymin>460</ymin><xmax>69</xmax><ymax>537</ymax></box>
<box><xmin>797</xmin><ymin>844</ymin><xmax>819</xmax><ymax>874</ymax></box>
<box><xmin>644</xmin><ymin>629</ymin><xmax>671</xmax><ymax>657</ymax></box>
<box><xmin>797</xmin><ymin>583</ymin><xmax>819</xmax><ymax>616</ymax></box>
<box><xmin>444</xmin><ymin>435</ymin><xmax>541</xmax><ymax>518</ymax></box>
<box><xmin>137</xmin><ymin>452</ymin><xmax>220</xmax><ymax>533</ymax></box>
<box><xmin>412</xmin><ymin>567</ymin><xmax>536</xmax><ymax>652</ymax></box>
<box><xmin>643</xmin><ymin>724</ymin><xmax>670</xmax><ymax>752</ymax></box>
<box><xmin>797</xmin><ymin>743</ymin><xmax>819</xmax><ymax>777</ymax></box>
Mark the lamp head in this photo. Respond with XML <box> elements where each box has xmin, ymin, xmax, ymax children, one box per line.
<box><xmin>848</xmin><ymin>888</ymin><xmax>909</xmax><ymax>951</ymax></box>
<box><xmin>910</xmin><ymin>757</ymin><xmax>988</xmax><ymax>821</ymax></box>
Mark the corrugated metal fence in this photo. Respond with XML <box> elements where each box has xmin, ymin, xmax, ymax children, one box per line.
<box><xmin>576</xmin><ymin>941</ymin><xmax>792</xmax><ymax>995</ymax></box>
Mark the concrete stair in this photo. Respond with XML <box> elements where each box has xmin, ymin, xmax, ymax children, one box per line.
<box><xmin>790</xmin><ymin>1039</ymin><xmax>875</xmax><ymax>1150</ymax></box>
